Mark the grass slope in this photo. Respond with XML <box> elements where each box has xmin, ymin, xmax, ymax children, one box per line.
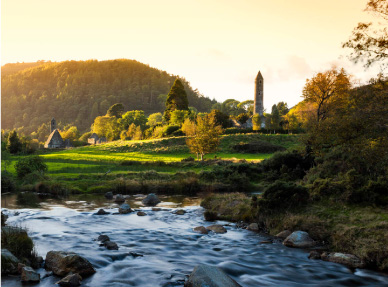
<box><xmin>4</xmin><ymin>134</ymin><xmax>301</xmax><ymax>193</ymax></box>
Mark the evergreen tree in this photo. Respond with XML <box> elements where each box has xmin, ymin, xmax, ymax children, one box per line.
<box><xmin>107</xmin><ymin>103</ymin><xmax>124</xmax><ymax>118</ymax></box>
<box><xmin>6</xmin><ymin>130</ymin><xmax>22</xmax><ymax>154</ymax></box>
<box><xmin>163</xmin><ymin>79</ymin><xmax>189</xmax><ymax>122</ymax></box>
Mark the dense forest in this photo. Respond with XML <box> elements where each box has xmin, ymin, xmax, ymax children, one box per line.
<box><xmin>1</xmin><ymin>59</ymin><xmax>216</xmax><ymax>135</ymax></box>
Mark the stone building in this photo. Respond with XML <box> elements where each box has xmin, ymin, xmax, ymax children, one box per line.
<box><xmin>88</xmin><ymin>133</ymin><xmax>107</xmax><ymax>145</ymax></box>
<box><xmin>44</xmin><ymin>118</ymin><xmax>72</xmax><ymax>148</ymax></box>
<box><xmin>253</xmin><ymin>71</ymin><xmax>266</xmax><ymax>128</ymax></box>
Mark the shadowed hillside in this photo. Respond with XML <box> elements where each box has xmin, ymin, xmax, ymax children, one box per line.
<box><xmin>1</xmin><ymin>59</ymin><xmax>216</xmax><ymax>134</ymax></box>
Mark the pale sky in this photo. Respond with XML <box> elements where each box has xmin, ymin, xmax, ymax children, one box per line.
<box><xmin>1</xmin><ymin>0</ymin><xmax>383</xmax><ymax>110</ymax></box>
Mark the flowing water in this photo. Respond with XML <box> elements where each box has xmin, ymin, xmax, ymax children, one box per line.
<box><xmin>2</xmin><ymin>193</ymin><xmax>388</xmax><ymax>287</ymax></box>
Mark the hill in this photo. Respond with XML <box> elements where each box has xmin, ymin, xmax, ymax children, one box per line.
<box><xmin>1</xmin><ymin>59</ymin><xmax>216</xmax><ymax>135</ymax></box>
<box><xmin>1</xmin><ymin>61</ymin><xmax>49</xmax><ymax>76</ymax></box>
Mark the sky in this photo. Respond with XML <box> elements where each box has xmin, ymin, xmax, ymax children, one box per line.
<box><xmin>1</xmin><ymin>0</ymin><xmax>383</xmax><ymax>111</ymax></box>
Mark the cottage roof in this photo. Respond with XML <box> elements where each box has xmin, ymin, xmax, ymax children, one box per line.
<box><xmin>44</xmin><ymin>129</ymin><xmax>64</xmax><ymax>147</ymax></box>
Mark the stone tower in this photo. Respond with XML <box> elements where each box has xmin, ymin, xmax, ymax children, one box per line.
<box><xmin>50</xmin><ymin>118</ymin><xmax>57</xmax><ymax>133</ymax></box>
<box><xmin>254</xmin><ymin>71</ymin><xmax>264</xmax><ymax>116</ymax></box>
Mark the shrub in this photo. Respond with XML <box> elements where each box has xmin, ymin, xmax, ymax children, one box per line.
<box><xmin>163</xmin><ymin>125</ymin><xmax>181</xmax><ymax>137</ymax></box>
<box><xmin>1</xmin><ymin>226</ymin><xmax>34</xmax><ymax>261</ymax></box>
<box><xmin>259</xmin><ymin>180</ymin><xmax>309</xmax><ymax>213</ymax></box>
<box><xmin>261</xmin><ymin>150</ymin><xmax>312</xmax><ymax>180</ymax></box>
<box><xmin>233</xmin><ymin>141</ymin><xmax>286</xmax><ymax>153</ymax></box>
<box><xmin>1</xmin><ymin>173</ymin><xmax>16</xmax><ymax>193</ymax></box>
<box><xmin>15</xmin><ymin>156</ymin><xmax>48</xmax><ymax>179</ymax></box>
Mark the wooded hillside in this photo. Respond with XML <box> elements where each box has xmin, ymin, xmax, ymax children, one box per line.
<box><xmin>1</xmin><ymin>59</ymin><xmax>215</xmax><ymax>134</ymax></box>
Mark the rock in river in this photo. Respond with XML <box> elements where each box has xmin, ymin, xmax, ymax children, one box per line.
<box><xmin>21</xmin><ymin>266</ymin><xmax>40</xmax><ymax>283</ymax></box>
<box><xmin>175</xmin><ymin>209</ymin><xmax>186</xmax><ymax>215</ymax></box>
<box><xmin>119</xmin><ymin>203</ymin><xmax>132</xmax><ymax>214</ymax></box>
<box><xmin>206</xmin><ymin>225</ymin><xmax>227</xmax><ymax>234</ymax></box>
<box><xmin>185</xmin><ymin>264</ymin><xmax>241</xmax><ymax>287</ymax></box>
<box><xmin>137</xmin><ymin>211</ymin><xmax>147</xmax><ymax>216</ymax></box>
<box><xmin>193</xmin><ymin>226</ymin><xmax>208</xmax><ymax>234</ymax></box>
<box><xmin>104</xmin><ymin>241</ymin><xmax>119</xmax><ymax>250</ymax></box>
<box><xmin>142</xmin><ymin>193</ymin><xmax>161</xmax><ymax>206</ymax></box>
<box><xmin>56</xmin><ymin>273</ymin><xmax>82</xmax><ymax>287</ymax></box>
<box><xmin>95</xmin><ymin>209</ymin><xmax>110</xmax><ymax>215</ymax></box>
<box><xmin>321</xmin><ymin>252</ymin><xmax>365</xmax><ymax>269</ymax></box>
<box><xmin>114</xmin><ymin>194</ymin><xmax>125</xmax><ymax>203</ymax></box>
<box><xmin>105</xmin><ymin>192</ymin><xmax>113</xmax><ymax>200</ymax></box>
<box><xmin>97</xmin><ymin>234</ymin><xmax>110</xmax><ymax>243</ymax></box>
<box><xmin>283</xmin><ymin>231</ymin><xmax>316</xmax><ymax>248</ymax></box>
<box><xmin>45</xmin><ymin>251</ymin><xmax>96</xmax><ymax>277</ymax></box>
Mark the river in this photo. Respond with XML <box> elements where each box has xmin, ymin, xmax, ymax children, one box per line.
<box><xmin>2</xmin><ymin>193</ymin><xmax>388</xmax><ymax>286</ymax></box>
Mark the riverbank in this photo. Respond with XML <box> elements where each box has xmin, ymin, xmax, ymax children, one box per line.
<box><xmin>201</xmin><ymin>193</ymin><xmax>388</xmax><ymax>272</ymax></box>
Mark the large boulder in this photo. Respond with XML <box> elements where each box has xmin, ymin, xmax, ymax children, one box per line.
<box><xmin>119</xmin><ymin>203</ymin><xmax>132</xmax><ymax>214</ymax></box>
<box><xmin>45</xmin><ymin>251</ymin><xmax>96</xmax><ymax>277</ymax></box>
<box><xmin>21</xmin><ymin>266</ymin><xmax>40</xmax><ymax>282</ymax></box>
<box><xmin>206</xmin><ymin>225</ymin><xmax>227</xmax><ymax>234</ymax></box>
<box><xmin>142</xmin><ymin>193</ymin><xmax>161</xmax><ymax>206</ymax></box>
<box><xmin>1</xmin><ymin>248</ymin><xmax>20</xmax><ymax>274</ymax></box>
<box><xmin>185</xmin><ymin>264</ymin><xmax>241</xmax><ymax>287</ymax></box>
<box><xmin>283</xmin><ymin>231</ymin><xmax>316</xmax><ymax>248</ymax></box>
<box><xmin>56</xmin><ymin>273</ymin><xmax>82</xmax><ymax>287</ymax></box>
<box><xmin>321</xmin><ymin>252</ymin><xmax>365</xmax><ymax>269</ymax></box>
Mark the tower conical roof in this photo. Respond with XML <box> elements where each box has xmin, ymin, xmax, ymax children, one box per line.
<box><xmin>255</xmin><ymin>71</ymin><xmax>263</xmax><ymax>81</ymax></box>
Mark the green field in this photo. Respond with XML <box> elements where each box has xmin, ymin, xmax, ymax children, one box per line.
<box><xmin>4</xmin><ymin>133</ymin><xmax>301</xmax><ymax>193</ymax></box>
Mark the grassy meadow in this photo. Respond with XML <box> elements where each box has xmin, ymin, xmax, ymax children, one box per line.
<box><xmin>4</xmin><ymin>133</ymin><xmax>301</xmax><ymax>194</ymax></box>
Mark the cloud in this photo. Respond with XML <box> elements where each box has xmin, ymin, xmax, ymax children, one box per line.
<box><xmin>277</xmin><ymin>55</ymin><xmax>312</xmax><ymax>81</ymax></box>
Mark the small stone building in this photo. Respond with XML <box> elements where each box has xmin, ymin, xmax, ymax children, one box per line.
<box><xmin>44</xmin><ymin>130</ymin><xmax>65</xmax><ymax>148</ymax></box>
<box><xmin>44</xmin><ymin>118</ymin><xmax>72</xmax><ymax>148</ymax></box>
<box><xmin>88</xmin><ymin>133</ymin><xmax>107</xmax><ymax>145</ymax></box>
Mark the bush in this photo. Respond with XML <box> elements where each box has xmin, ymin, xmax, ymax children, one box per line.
<box><xmin>1</xmin><ymin>226</ymin><xmax>34</xmax><ymax>261</ymax></box>
<box><xmin>163</xmin><ymin>125</ymin><xmax>181</xmax><ymax>137</ymax></box>
<box><xmin>1</xmin><ymin>173</ymin><xmax>16</xmax><ymax>193</ymax></box>
<box><xmin>15</xmin><ymin>156</ymin><xmax>48</xmax><ymax>179</ymax></box>
<box><xmin>233</xmin><ymin>141</ymin><xmax>286</xmax><ymax>153</ymax></box>
<box><xmin>261</xmin><ymin>150</ymin><xmax>312</xmax><ymax>180</ymax></box>
<box><xmin>259</xmin><ymin>180</ymin><xmax>309</xmax><ymax>213</ymax></box>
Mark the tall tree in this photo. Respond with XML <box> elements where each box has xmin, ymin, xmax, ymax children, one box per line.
<box><xmin>302</xmin><ymin>68</ymin><xmax>351</xmax><ymax>123</ymax></box>
<box><xmin>163</xmin><ymin>79</ymin><xmax>189</xmax><ymax>122</ymax></box>
<box><xmin>343</xmin><ymin>0</ymin><xmax>388</xmax><ymax>68</ymax></box>
<box><xmin>6</xmin><ymin>130</ymin><xmax>22</xmax><ymax>154</ymax></box>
